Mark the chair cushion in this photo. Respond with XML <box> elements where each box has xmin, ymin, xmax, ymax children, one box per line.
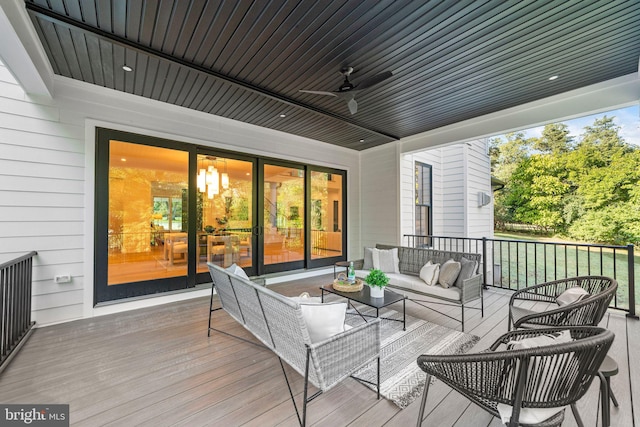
<box><xmin>225</xmin><ymin>263</ymin><xmax>250</xmax><ymax>280</ymax></box>
<box><xmin>419</xmin><ymin>261</ymin><xmax>440</xmax><ymax>285</ymax></box>
<box><xmin>496</xmin><ymin>404</ymin><xmax>565</xmax><ymax>425</ymax></box>
<box><xmin>507</xmin><ymin>330</ymin><xmax>573</xmax><ymax>350</ymax></box>
<box><xmin>298</xmin><ymin>301</ymin><xmax>348</xmax><ymax>343</ymax></box>
<box><xmin>556</xmin><ymin>287</ymin><xmax>590</xmax><ymax>306</ymax></box>
<box><xmin>454</xmin><ymin>257</ymin><xmax>477</xmax><ymax>287</ymax></box>
<box><xmin>438</xmin><ymin>259</ymin><xmax>461</xmax><ymax>288</ymax></box>
<box><xmin>372</xmin><ymin>248</ymin><xmax>400</xmax><ymax>273</ymax></box>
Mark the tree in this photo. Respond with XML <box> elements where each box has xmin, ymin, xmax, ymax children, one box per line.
<box><xmin>491</xmin><ymin>114</ymin><xmax>640</xmax><ymax>244</ymax></box>
<box><xmin>533</xmin><ymin>123</ymin><xmax>573</xmax><ymax>154</ymax></box>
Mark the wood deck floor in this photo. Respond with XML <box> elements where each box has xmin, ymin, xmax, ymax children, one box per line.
<box><xmin>1</xmin><ymin>273</ymin><xmax>638</xmax><ymax>427</ymax></box>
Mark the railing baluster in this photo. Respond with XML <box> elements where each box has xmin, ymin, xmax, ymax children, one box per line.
<box><xmin>403</xmin><ymin>234</ymin><xmax>637</xmax><ymax>315</ymax></box>
<box><xmin>0</xmin><ymin>252</ymin><xmax>37</xmax><ymax>373</ymax></box>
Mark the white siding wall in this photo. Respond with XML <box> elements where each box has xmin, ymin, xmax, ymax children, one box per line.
<box><xmin>360</xmin><ymin>143</ymin><xmax>400</xmax><ymax>248</ymax></box>
<box><xmin>0</xmin><ymin>62</ymin><xmax>86</xmax><ymax>324</ymax></box>
<box><xmin>400</xmin><ymin>149</ymin><xmax>444</xmax><ymax>241</ymax></box>
<box><xmin>0</xmin><ymin>66</ymin><xmax>361</xmax><ymax>325</ymax></box>
<box><xmin>465</xmin><ymin>139</ymin><xmax>494</xmax><ymax>239</ymax></box>
<box><xmin>400</xmin><ymin>139</ymin><xmax>493</xmax><ymax>241</ymax></box>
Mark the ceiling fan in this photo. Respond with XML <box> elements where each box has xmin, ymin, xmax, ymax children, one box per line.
<box><xmin>299</xmin><ymin>66</ymin><xmax>393</xmax><ymax>114</ymax></box>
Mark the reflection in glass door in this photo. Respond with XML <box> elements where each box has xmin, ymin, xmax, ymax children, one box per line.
<box><xmin>106</xmin><ymin>141</ymin><xmax>188</xmax><ymax>285</ymax></box>
<box><xmin>262</xmin><ymin>163</ymin><xmax>305</xmax><ymax>271</ymax></box>
<box><xmin>310</xmin><ymin>171</ymin><xmax>343</xmax><ymax>259</ymax></box>
<box><xmin>196</xmin><ymin>155</ymin><xmax>254</xmax><ymax>275</ymax></box>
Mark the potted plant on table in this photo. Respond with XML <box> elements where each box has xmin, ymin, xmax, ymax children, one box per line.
<box><xmin>364</xmin><ymin>269</ymin><xmax>389</xmax><ymax>298</ymax></box>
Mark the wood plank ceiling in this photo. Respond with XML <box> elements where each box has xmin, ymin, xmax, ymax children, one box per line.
<box><xmin>24</xmin><ymin>0</ymin><xmax>640</xmax><ymax>151</ymax></box>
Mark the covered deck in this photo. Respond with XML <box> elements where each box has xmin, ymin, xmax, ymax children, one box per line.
<box><xmin>1</xmin><ymin>274</ymin><xmax>637</xmax><ymax>427</ymax></box>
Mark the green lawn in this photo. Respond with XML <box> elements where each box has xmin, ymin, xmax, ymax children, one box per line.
<box><xmin>492</xmin><ymin>232</ymin><xmax>639</xmax><ymax>314</ymax></box>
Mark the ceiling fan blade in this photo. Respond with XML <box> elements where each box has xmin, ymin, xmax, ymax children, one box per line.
<box><xmin>347</xmin><ymin>98</ymin><xmax>358</xmax><ymax>115</ymax></box>
<box><xmin>355</xmin><ymin>70</ymin><xmax>393</xmax><ymax>90</ymax></box>
<box><xmin>298</xmin><ymin>90</ymin><xmax>338</xmax><ymax>97</ymax></box>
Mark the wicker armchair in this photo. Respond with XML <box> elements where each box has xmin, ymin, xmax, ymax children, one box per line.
<box><xmin>508</xmin><ymin>276</ymin><xmax>617</xmax><ymax>330</ymax></box>
<box><xmin>416</xmin><ymin>326</ymin><xmax>614</xmax><ymax>427</ymax></box>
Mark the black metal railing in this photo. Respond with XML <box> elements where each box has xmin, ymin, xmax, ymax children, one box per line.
<box><xmin>0</xmin><ymin>251</ymin><xmax>37</xmax><ymax>373</ymax></box>
<box><xmin>404</xmin><ymin>235</ymin><xmax>637</xmax><ymax>317</ymax></box>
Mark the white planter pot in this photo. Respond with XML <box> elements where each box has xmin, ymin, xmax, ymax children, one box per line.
<box><xmin>369</xmin><ymin>285</ymin><xmax>385</xmax><ymax>298</ymax></box>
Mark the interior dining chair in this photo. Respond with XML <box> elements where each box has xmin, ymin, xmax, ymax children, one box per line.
<box><xmin>416</xmin><ymin>326</ymin><xmax>614</xmax><ymax>427</ymax></box>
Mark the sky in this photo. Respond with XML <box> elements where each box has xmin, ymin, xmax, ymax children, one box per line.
<box><xmin>502</xmin><ymin>105</ymin><xmax>640</xmax><ymax>146</ymax></box>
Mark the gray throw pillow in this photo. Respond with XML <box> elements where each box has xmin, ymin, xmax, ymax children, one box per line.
<box><xmin>363</xmin><ymin>247</ymin><xmax>374</xmax><ymax>270</ymax></box>
<box><xmin>438</xmin><ymin>259</ymin><xmax>461</xmax><ymax>288</ymax></box>
<box><xmin>454</xmin><ymin>257</ymin><xmax>478</xmax><ymax>287</ymax></box>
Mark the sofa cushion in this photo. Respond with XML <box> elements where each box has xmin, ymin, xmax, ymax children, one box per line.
<box><xmin>385</xmin><ymin>273</ymin><xmax>462</xmax><ymax>302</ymax></box>
<box><xmin>419</xmin><ymin>261</ymin><xmax>440</xmax><ymax>285</ymax></box>
<box><xmin>226</xmin><ymin>263</ymin><xmax>250</xmax><ymax>280</ymax></box>
<box><xmin>289</xmin><ymin>292</ymin><xmax>322</xmax><ymax>303</ymax></box>
<box><xmin>454</xmin><ymin>257</ymin><xmax>478</xmax><ymax>288</ymax></box>
<box><xmin>298</xmin><ymin>301</ymin><xmax>348</xmax><ymax>343</ymax></box>
<box><xmin>363</xmin><ymin>247</ymin><xmax>374</xmax><ymax>270</ymax></box>
<box><xmin>372</xmin><ymin>248</ymin><xmax>399</xmax><ymax>273</ymax></box>
<box><xmin>439</xmin><ymin>259</ymin><xmax>461</xmax><ymax>288</ymax></box>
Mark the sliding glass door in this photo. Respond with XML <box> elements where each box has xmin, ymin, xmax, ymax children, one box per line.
<box><xmin>95</xmin><ymin>128</ymin><xmax>347</xmax><ymax>303</ymax></box>
<box><xmin>95</xmin><ymin>129</ymin><xmax>193</xmax><ymax>303</ymax></box>
<box><xmin>195</xmin><ymin>154</ymin><xmax>256</xmax><ymax>279</ymax></box>
<box><xmin>260</xmin><ymin>161</ymin><xmax>305</xmax><ymax>274</ymax></box>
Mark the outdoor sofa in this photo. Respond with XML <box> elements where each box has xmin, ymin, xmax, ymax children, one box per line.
<box><xmin>353</xmin><ymin>243</ymin><xmax>484</xmax><ymax>330</ymax></box>
<box><xmin>207</xmin><ymin>262</ymin><xmax>381</xmax><ymax>427</ymax></box>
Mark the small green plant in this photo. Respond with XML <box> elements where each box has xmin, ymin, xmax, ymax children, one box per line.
<box><xmin>364</xmin><ymin>269</ymin><xmax>389</xmax><ymax>288</ymax></box>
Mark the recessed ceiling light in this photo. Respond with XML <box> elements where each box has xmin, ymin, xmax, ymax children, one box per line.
<box><xmin>359</xmin><ymin>139</ymin><xmax>365</xmax><ymax>143</ymax></box>
<box><xmin>122</xmin><ymin>65</ymin><xmax>133</xmax><ymax>72</ymax></box>
<box><xmin>279</xmin><ymin>114</ymin><xmax>286</xmax><ymax>118</ymax></box>
<box><xmin>548</xmin><ymin>75</ymin><xmax>558</xmax><ymax>80</ymax></box>
<box><xmin>121</xmin><ymin>158</ymin><xmax>127</xmax><ymax>162</ymax></box>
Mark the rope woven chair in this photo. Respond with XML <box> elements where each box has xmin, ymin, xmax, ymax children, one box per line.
<box><xmin>416</xmin><ymin>326</ymin><xmax>614</xmax><ymax>427</ymax></box>
<box><xmin>508</xmin><ymin>276</ymin><xmax>617</xmax><ymax>330</ymax></box>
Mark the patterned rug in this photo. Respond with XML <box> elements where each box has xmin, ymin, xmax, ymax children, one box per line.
<box><xmin>346</xmin><ymin>308</ymin><xmax>480</xmax><ymax>408</ymax></box>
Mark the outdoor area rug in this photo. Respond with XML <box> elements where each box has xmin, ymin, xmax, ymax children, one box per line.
<box><xmin>345</xmin><ymin>308</ymin><xmax>480</xmax><ymax>409</ymax></box>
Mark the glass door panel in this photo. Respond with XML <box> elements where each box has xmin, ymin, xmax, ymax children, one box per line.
<box><xmin>196</xmin><ymin>155</ymin><xmax>254</xmax><ymax>273</ymax></box>
<box><xmin>107</xmin><ymin>141</ymin><xmax>189</xmax><ymax>285</ymax></box>
<box><xmin>262</xmin><ymin>164</ymin><xmax>305</xmax><ymax>268</ymax></box>
<box><xmin>310</xmin><ymin>171</ymin><xmax>343</xmax><ymax>259</ymax></box>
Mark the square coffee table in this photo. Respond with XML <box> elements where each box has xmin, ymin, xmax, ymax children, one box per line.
<box><xmin>320</xmin><ymin>284</ymin><xmax>406</xmax><ymax>330</ymax></box>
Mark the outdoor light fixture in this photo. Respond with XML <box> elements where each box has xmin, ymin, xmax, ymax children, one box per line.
<box><xmin>122</xmin><ymin>65</ymin><xmax>133</xmax><ymax>72</ymax></box>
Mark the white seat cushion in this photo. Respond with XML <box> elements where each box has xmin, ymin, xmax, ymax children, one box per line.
<box><xmin>385</xmin><ymin>273</ymin><xmax>462</xmax><ymax>301</ymax></box>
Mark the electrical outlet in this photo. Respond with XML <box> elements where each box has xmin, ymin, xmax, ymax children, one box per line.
<box><xmin>54</xmin><ymin>274</ymin><xmax>71</xmax><ymax>284</ymax></box>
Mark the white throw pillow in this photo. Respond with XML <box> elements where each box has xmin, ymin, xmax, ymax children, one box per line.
<box><xmin>372</xmin><ymin>248</ymin><xmax>400</xmax><ymax>273</ymax></box>
<box><xmin>225</xmin><ymin>263</ymin><xmax>250</xmax><ymax>280</ymax></box>
<box><xmin>419</xmin><ymin>261</ymin><xmax>440</xmax><ymax>285</ymax></box>
<box><xmin>556</xmin><ymin>287</ymin><xmax>590</xmax><ymax>306</ymax></box>
<box><xmin>498</xmin><ymin>330</ymin><xmax>572</xmax><ymax>424</ymax></box>
<box><xmin>288</xmin><ymin>292</ymin><xmax>322</xmax><ymax>303</ymax></box>
<box><xmin>438</xmin><ymin>259</ymin><xmax>461</xmax><ymax>288</ymax></box>
<box><xmin>496</xmin><ymin>403</ymin><xmax>565</xmax><ymax>425</ymax></box>
<box><xmin>299</xmin><ymin>301</ymin><xmax>347</xmax><ymax>343</ymax></box>
<box><xmin>507</xmin><ymin>330</ymin><xmax>573</xmax><ymax>350</ymax></box>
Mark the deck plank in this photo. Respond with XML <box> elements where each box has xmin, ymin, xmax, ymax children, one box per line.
<box><xmin>0</xmin><ymin>274</ymin><xmax>634</xmax><ymax>427</ymax></box>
